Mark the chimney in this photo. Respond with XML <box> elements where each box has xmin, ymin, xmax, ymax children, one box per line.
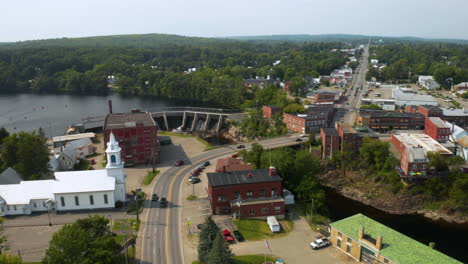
<box><xmin>358</xmin><ymin>226</ymin><xmax>364</xmax><ymax>240</ymax></box>
<box><xmin>376</xmin><ymin>236</ymin><xmax>383</xmax><ymax>250</ymax></box>
<box><xmin>108</xmin><ymin>100</ymin><xmax>113</xmax><ymax>114</ymax></box>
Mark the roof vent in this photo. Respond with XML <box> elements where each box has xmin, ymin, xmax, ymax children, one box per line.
<box><xmin>247</xmin><ymin>173</ymin><xmax>252</xmax><ymax>178</ymax></box>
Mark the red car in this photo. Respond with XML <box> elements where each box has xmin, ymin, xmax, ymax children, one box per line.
<box><xmin>191</xmin><ymin>170</ymin><xmax>200</xmax><ymax>176</ymax></box>
<box><xmin>175</xmin><ymin>160</ymin><xmax>184</xmax><ymax>166</ymax></box>
<box><xmin>222</xmin><ymin>230</ymin><xmax>234</xmax><ymax>243</ymax></box>
<box><xmin>231</xmin><ymin>154</ymin><xmax>239</xmax><ymax>158</ymax></box>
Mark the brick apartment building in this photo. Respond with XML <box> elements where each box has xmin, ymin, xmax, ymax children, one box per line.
<box><xmin>330</xmin><ymin>214</ymin><xmax>461</xmax><ymax>264</ymax></box>
<box><xmin>262</xmin><ymin>105</ymin><xmax>281</xmax><ymax>118</ymax></box>
<box><xmin>103</xmin><ymin>110</ymin><xmax>160</xmax><ymax>165</ymax></box>
<box><xmin>405</xmin><ymin>105</ymin><xmax>443</xmax><ymax>118</ymax></box>
<box><xmin>358</xmin><ymin>109</ymin><xmax>425</xmax><ymax>131</ymax></box>
<box><xmin>207</xmin><ymin>168</ymin><xmax>285</xmax><ymax>219</ymax></box>
<box><xmin>441</xmin><ymin>108</ymin><xmax>468</xmax><ymax>129</ymax></box>
<box><xmin>313</xmin><ymin>91</ymin><xmax>339</xmax><ymax>104</ymax></box>
<box><xmin>424</xmin><ymin>117</ymin><xmax>451</xmax><ymax>143</ymax></box>
<box><xmin>320</xmin><ymin>124</ymin><xmax>378</xmax><ymax>159</ymax></box>
<box><xmin>320</xmin><ymin>128</ymin><xmax>340</xmax><ymax>159</ymax></box>
<box><xmin>283</xmin><ymin>105</ymin><xmax>335</xmax><ymax>134</ymax></box>
<box><xmin>391</xmin><ymin>132</ymin><xmax>452</xmax><ymax>178</ymax></box>
<box><xmin>215</xmin><ymin>157</ymin><xmax>254</xmax><ymax>172</ymax></box>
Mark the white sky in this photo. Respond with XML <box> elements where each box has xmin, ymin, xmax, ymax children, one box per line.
<box><xmin>1</xmin><ymin>0</ymin><xmax>467</xmax><ymax>42</ymax></box>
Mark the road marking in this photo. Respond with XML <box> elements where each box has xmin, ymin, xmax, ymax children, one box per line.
<box><xmin>163</xmin><ymin>139</ymin><xmax>297</xmax><ymax>263</ymax></box>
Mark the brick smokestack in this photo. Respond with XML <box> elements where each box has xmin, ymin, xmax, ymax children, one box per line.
<box><xmin>108</xmin><ymin>100</ymin><xmax>113</xmax><ymax>114</ymax></box>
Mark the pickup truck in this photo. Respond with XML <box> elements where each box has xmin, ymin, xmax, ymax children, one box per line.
<box><xmin>310</xmin><ymin>238</ymin><xmax>330</xmax><ymax>249</ymax></box>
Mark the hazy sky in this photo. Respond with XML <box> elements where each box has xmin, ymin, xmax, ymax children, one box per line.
<box><xmin>1</xmin><ymin>0</ymin><xmax>467</xmax><ymax>42</ymax></box>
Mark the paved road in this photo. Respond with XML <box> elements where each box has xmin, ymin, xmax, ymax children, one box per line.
<box><xmin>342</xmin><ymin>44</ymin><xmax>369</xmax><ymax>124</ymax></box>
<box><xmin>139</xmin><ymin>135</ymin><xmax>305</xmax><ymax>264</ymax></box>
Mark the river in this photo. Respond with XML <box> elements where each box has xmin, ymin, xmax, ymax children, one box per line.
<box><xmin>0</xmin><ymin>93</ymin><xmax>209</xmax><ymax>137</ymax></box>
<box><xmin>326</xmin><ymin>188</ymin><xmax>468</xmax><ymax>263</ymax></box>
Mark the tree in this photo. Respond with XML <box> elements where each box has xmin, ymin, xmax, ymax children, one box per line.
<box><xmin>360</xmin><ymin>104</ymin><xmax>382</xmax><ymax>110</ymax></box>
<box><xmin>0</xmin><ymin>254</ymin><xmax>22</xmax><ymax>264</ymax></box>
<box><xmin>0</xmin><ymin>218</ymin><xmax>8</xmax><ymax>254</ymax></box>
<box><xmin>0</xmin><ymin>127</ymin><xmax>9</xmax><ymax>145</ymax></box>
<box><xmin>205</xmin><ymin>232</ymin><xmax>233</xmax><ymax>264</ymax></box>
<box><xmin>283</xmin><ymin>103</ymin><xmax>305</xmax><ymax>113</ymax></box>
<box><xmin>289</xmin><ymin>77</ymin><xmax>306</xmax><ymax>96</ymax></box>
<box><xmin>427</xmin><ymin>152</ymin><xmax>448</xmax><ymax>171</ymax></box>
<box><xmin>1</xmin><ymin>130</ymin><xmax>51</xmax><ymax>180</ymax></box>
<box><xmin>43</xmin><ymin>216</ymin><xmax>119</xmax><ymax>264</ymax></box>
<box><xmin>197</xmin><ymin>216</ymin><xmax>220</xmax><ymax>264</ymax></box>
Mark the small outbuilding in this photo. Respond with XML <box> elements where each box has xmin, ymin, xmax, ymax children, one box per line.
<box><xmin>267</xmin><ymin>216</ymin><xmax>280</xmax><ymax>233</ymax></box>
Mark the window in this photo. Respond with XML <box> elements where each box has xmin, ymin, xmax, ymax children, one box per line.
<box><xmin>75</xmin><ymin>196</ymin><xmax>80</xmax><ymax>206</ymax></box>
<box><xmin>246</xmin><ymin>191</ymin><xmax>253</xmax><ymax>198</ymax></box>
<box><xmin>262</xmin><ymin>208</ymin><xmax>268</xmax><ymax>215</ymax></box>
<box><xmin>6</xmin><ymin>206</ymin><xmax>9</xmax><ymax>211</ymax></box>
<box><xmin>347</xmin><ymin>237</ymin><xmax>352</xmax><ymax>243</ymax></box>
<box><xmin>89</xmin><ymin>195</ymin><xmax>94</xmax><ymax>205</ymax></box>
<box><xmin>422</xmin><ymin>165</ymin><xmax>426</xmax><ymax>169</ymax></box>
<box><xmin>249</xmin><ymin>209</ymin><xmax>256</xmax><ymax>216</ymax></box>
<box><xmin>61</xmin><ymin>197</ymin><xmax>65</xmax><ymax>207</ymax></box>
<box><xmin>346</xmin><ymin>244</ymin><xmax>351</xmax><ymax>253</ymax></box>
<box><xmin>259</xmin><ymin>189</ymin><xmax>265</xmax><ymax>197</ymax></box>
<box><xmin>43</xmin><ymin>202</ymin><xmax>46</xmax><ymax>207</ymax></box>
<box><xmin>233</xmin><ymin>192</ymin><xmax>240</xmax><ymax>200</ymax></box>
<box><xmin>217</xmin><ymin>195</ymin><xmax>224</xmax><ymax>201</ymax></box>
<box><xmin>338</xmin><ymin>232</ymin><xmax>342</xmax><ymax>238</ymax></box>
<box><xmin>412</xmin><ymin>164</ymin><xmax>417</xmax><ymax>169</ymax></box>
<box><xmin>384</xmin><ymin>259</ymin><xmax>389</xmax><ymax>264</ymax></box>
<box><xmin>337</xmin><ymin>239</ymin><xmax>341</xmax><ymax>247</ymax></box>
<box><xmin>110</xmin><ymin>155</ymin><xmax>116</xmax><ymax>164</ymax></box>
<box><xmin>33</xmin><ymin>202</ymin><xmax>37</xmax><ymax>208</ymax></box>
<box><xmin>104</xmin><ymin>194</ymin><xmax>108</xmax><ymax>204</ymax></box>
<box><xmin>274</xmin><ymin>206</ymin><xmax>281</xmax><ymax>213</ymax></box>
<box><xmin>13</xmin><ymin>205</ymin><xmax>16</xmax><ymax>211</ymax></box>
<box><xmin>271</xmin><ymin>189</ymin><xmax>277</xmax><ymax>197</ymax></box>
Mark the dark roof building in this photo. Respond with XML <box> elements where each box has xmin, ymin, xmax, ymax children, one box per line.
<box><xmin>207</xmin><ymin>169</ymin><xmax>282</xmax><ymax>187</ymax></box>
<box><xmin>0</xmin><ymin>167</ymin><xmax>22</xmax><ymax>185</ymax></box>
<box><xmin>215</xmin><ymin>158</ymin><xmax>254</xmax><ymax>173</ymax></box>
<box><xmin>104</xmin><ymin>110</ymin><xmax>156</xmax><ymax>130</ymax></box>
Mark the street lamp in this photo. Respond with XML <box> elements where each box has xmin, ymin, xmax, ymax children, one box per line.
<box><xmin>46</xmin><ymin>200</ymin><xmax>53</xmax><ymax>226</ymax></box>
<box><xmin>236</xmin><ymin>201</ymin><xmax>242</xmax><ymax>230</ymax></box>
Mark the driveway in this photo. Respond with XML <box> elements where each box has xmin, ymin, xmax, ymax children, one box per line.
<box><xmin>230</xmin><ymin>217</ymin><xmax>355</xmax><ymax>264</ymax></box>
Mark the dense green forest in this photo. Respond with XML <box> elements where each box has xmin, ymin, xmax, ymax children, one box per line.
<box><xmin>366</xmin><ymin>43</ymin><xmax>468</xmax><ymax>86</ymax></box>
<box><xmin>0</xmin><ymin>34</ymin><xmax>350</xmax><ymax>107</ymax></box>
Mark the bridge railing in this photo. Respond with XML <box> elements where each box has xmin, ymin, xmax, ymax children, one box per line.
<box><xmin>146</xmin><ymin>106</ymin><xmax>243</xmax><ymax>114</ymax></box>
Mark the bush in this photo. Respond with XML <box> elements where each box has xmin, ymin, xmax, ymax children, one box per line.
<box><xmin>115</xmin><ymin>200</ymin><xmax>123</xmax><ymax>208</ymax></box>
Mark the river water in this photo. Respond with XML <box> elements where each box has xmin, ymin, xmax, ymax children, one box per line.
<box><xmin>326</xmin><ymin>188</ymin><xmax>468</xmax><ymax>263</ymax></box>
<box><xmin>0</xmin><ymin>93</ymin><xmax>203</xmax><ymax>137</ymax></box>
<box><xmin>0</xmin><ymin>93</ymin><xmax>467</xmax><ymax>262</ymax></box>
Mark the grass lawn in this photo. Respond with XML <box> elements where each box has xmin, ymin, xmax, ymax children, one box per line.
<box><xmin>186</xmin><ymin>195</ymin><xmax>198</xmax><ymax>200</ymax></box>
<box><xmin>232</xmin><ymin>219</ymin><xmax>293</xmax><ymax>241</ymax></box>
<box><xmin>158</xmin><ymin>131</ymin><xmax>217</xmax><ymax>151</ymax></box>
<box><xmin>143</xmin><ymin>170</ymin><xmax>160</xmax><ymax>185</ymax></box>
<box><xmin>113</xmin><ymin>219</ymin><xmax>140</xmax><ymax>244</ymax></box>
<box><xmin>192</xmin><ymin>254</ymin><xmax>282</xmax><ymax>264</ymax></box>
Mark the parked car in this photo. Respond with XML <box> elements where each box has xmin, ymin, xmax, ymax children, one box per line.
<box><xmin>233</xmin><ymin>230</ymin><xmax>244</xmax><ymax>242</ymax></box>
<box><xmin>295</xmin><ymin>138</ymin><xmax>302</xmax><ymax>142</ymax></box>
<box><xmin>159</xmin><ymin>197</ymin><xmax>167</xmax><ymax>208</ymax></box>
<box><xmin>175</xmin><ymin>160</ymin><xmax>184</xmax><ymax>166</ymax></box>
<box><xmin>90</xmin><ymin>159</ymin><xmax>96</xmax><ymax>165</ymax></box>
<box><xmin>232</xmin><ymin>153</ymin><xmax>239</xmax><ymax>158</ymax></box>
<box><xmin>151</xmin><ymin>193</ymin><xmax>159</xmax><ymax>201</ymax></box>
<box><xmin>191</xmin><ymin>170</ymin><xmax>200</xmax><ymax>176</ymax></box>
<box><xmin>198</xmin><ymin>165</ymin><xmax>205</xmax><ymax>170</ymax></box>
<box><xmin>310</xmin><ymin>238</ymin><xmax>330</xmax><ymax>249</ymax></box>
<box><xmin>203</xmin><ymin>161</ymin><xmax>211</xmax><ymax>166</ymax></box>
<box><xmin>236</xmin><ymin>145</ymin><xmax>245</xmax><ymax>149</ymax></box>
<box><xmin>222</xmin><ymin>230</ymin><xmax>234</xmax><ymax>243</ymax></box>
<box><xmin>300</xmin><ymin>134</ymin><xmax>308</xmax><ymax>138</ymax></box>
<box><xmin>189</xmin><ymin>177</ymin><xmax>200</xmax><ymax>184</ymax></box>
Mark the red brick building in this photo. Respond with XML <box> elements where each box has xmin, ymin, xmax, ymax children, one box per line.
<box><xmin>358</xmin><ymin>109</ymin><xmax>425</xmax><ymax>131</ymax></box>
<box><xmin>262</xmin><ymin>105</ymin><xmax>281</xmax><ymax>118</ymax></box>
<box><xmin>283</xmin><ymin>105</ymin><xmax>335</xmax><ymax>133</ymax></box>
<box><xmin>313</xmin><ymin>91</ymin><xmax>338</xmax><ymax>104</ymax></box>
<box><xmin>207</xmin><ymin>168</ymin><xmax>285</xmax><ymax>219</ymax></box>
<box><xmin>215</xmin><ymin>158</ymin><xmax>254</xmax><ymax>172</ymax></box>
<box><xmin>103</xmin><ymin>110</ymin><xmax>160</xmax><ymax>165</ymax></box>
<box><xmin>320</xmin><ymin>128</ymin><xmax>340</xmax><ymax>159</ymax></box>
<box><xmin>400</xmin><ymin>146</ymin><xmax>428</xmax><ymax>177</ymax></box>
<box><xmin>424</xmin><ymin>117</ymin><xmax>451</xmax><ymax>143</ymax></box>
<box><xmin>405</xmin><ymin>105</ymin><xmax>443</xmax><ymax>118</ymax></box>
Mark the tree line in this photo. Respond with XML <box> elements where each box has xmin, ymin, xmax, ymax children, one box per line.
<box><xmin>0</xmin><ymin>36</ymin><xmax>349</xmax><ymax>107</ymax></box>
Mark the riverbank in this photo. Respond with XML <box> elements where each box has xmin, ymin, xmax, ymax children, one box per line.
<box><xmin>320</xmin><ymin>170</ymin><xmax>468</xmax><ymax>224</ymax></box>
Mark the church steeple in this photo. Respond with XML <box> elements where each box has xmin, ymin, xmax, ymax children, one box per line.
<box><xmin>106</xmin><ymin>132</ymin><xmax>122</xmax><ymax>168</ymax></box>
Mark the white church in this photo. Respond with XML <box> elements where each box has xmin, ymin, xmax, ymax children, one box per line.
<box><xmin>0</xmin><ymin>133</ymin><xmax>126</xmax><ymax>216</ymax></box>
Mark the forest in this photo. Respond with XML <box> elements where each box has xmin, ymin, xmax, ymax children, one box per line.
<box><xmin>366</xmin><ymin>43</ymin><xmax>468</xmax><ymax>86</ymax></box>
<box><xmin>0</xmin><ymin>34</ymin><xmax>349</xmax><ymax>108</ymax></box>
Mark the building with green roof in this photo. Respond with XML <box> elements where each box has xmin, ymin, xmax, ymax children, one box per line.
<box><xmin>329</xmin><ymin>213</ymin><xmax>462</xmax><ymax>264</ymax></box>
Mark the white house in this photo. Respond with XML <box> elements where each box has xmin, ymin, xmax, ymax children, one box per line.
<box><xmin>418</xmin><ymin>76</ymin><xmax>440</xmax><ymax>90</ymax></box>
<box><xmin>54</xmin><ymin>145</ymin><xmax>78</xmax><ymax>171</ymax></box>
<box><xmin>0</xmin><ymin>133</ymin><xmax>126</xmax><ymax>216</ymax></box>
<box><xmin>370</xmin><ymin>59</ymin><xmax>379</xmax><ymax>65</ymax></box>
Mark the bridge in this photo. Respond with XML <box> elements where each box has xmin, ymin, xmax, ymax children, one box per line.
<box><xmin>80</xmin><ymin>107</ymin><xmax>245</xmax><ymax>132</ymax></box>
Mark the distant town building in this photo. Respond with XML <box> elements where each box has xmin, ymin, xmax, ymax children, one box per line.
<box><xmin>262</xmin><ymin>105</ymin><xmax>281</xmax><ymax>118</ymax></box>
<box><xmin>336</xmin><ymin>123</ymin><xmax>378</xmax><ymax>153</ymax></box>
<box><xmin>370</xmin><ymin>59</ymin><xmax>379</xmax><ymax>65</ymax></box>
<box><xmin>453</xmin><ymin>82</ymin><xmax>468</xmax><ymax>94</ymax></box>
<box><xmin>103</xmin><ymin>110</ymin><xmax>160</xmax><ymax>166</ymax></box>
<box><xmin>440</xmin><ymin>108</ymin><xmax>468</xmax><ymax>129</ymax></box>
<box><xmin>215</xmin><ymin>158</ymin><xmax>254</xmax><ymax>173</ymax></box>
<box><xmin>207</xmin><ymin>168</ymin><xmax>285</xmax><ymax>219</ymax></box>
<box><xmin>418</xmin><ymin>76</ymin><xmax>440</xmax><ymax>90</ymax></box>
<box><xmin>330</xmin><ymin>214</ymin><xmax>462</xmax><ymax>264</ymax></box>
<box><xmin>392</xmin><ymin>86</ymin><xmax>437</xmax><ymax>106</ymax></box>
<box><xmin>283</xmin><ymin>105</ymin><xmax>335</xmax><ymax>134</ymax></box>
<box><xmin>0</xmin><ymin>168</ymin><xmax>22</xmax><ymax>185</ymax></box>
<box><xmin>405</xmin><ymin>105</ymin><xmax>443</xmax><ymax>118</ymax></box>
<box><xmin>244</xmin><ymin>77</ymin><xmax>279</xmax><ymax>89</ymax></box>
<box><xmin>320</xmin><ymin>128</ymin><xmax>340</xmax><ymax>159</ymax></box>
<box><xmin>312</xmin><ymin>91</ymin><xmax>340</xmax><ymax>104</ymax></box>
<box><xmin>52</xmin><ymin>133</ymin><xmax>96</xmax><ymax>149</ymax></box>
<box><xmin>361</xmin><ymin>98</ymin><xmax>396</xmax><ymax>111</ymax></box>
<box><xmin>0</xmin><ymin>134</ymin><xmax>126</xmax><ymax>216</ymax></box>
<box><xmin>358</xmin><ymin>109</ymin><xmax>426</xmax><ymax>132</ymax></box>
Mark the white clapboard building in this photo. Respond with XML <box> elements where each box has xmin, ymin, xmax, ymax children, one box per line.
<box><xmin>0</xmin><ymin>133</ymin><xmax>126</xmax><ymax>216</ymax></box>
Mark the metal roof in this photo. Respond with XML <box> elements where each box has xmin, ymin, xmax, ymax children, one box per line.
<box><xmin>428</xmin><ymin>117</ymin><xmax>450</xmax><ymax>128</ymax></box>
<box><xmin>207</xmin><ymin>169</ymin><xmax>282</xmax><ymax>187</ymax></box>
<box><xmin>0</xmin><ymin>167</ymin><xmax>22</xmax><ymax>185</ymax></box>
<box><xmin>393</xmin><ymin>132</ymin><xmax>452</xmax><ymax>155</ymax></box>
<box><xmin>52</xmin><ymin>133</ymin><xmax>95</xmax><ymax>143</ymax></box>
<box><xmin>104</xmin><ymin>111</ymin><xmax>156</xmax><ymax>130</ymax></box>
